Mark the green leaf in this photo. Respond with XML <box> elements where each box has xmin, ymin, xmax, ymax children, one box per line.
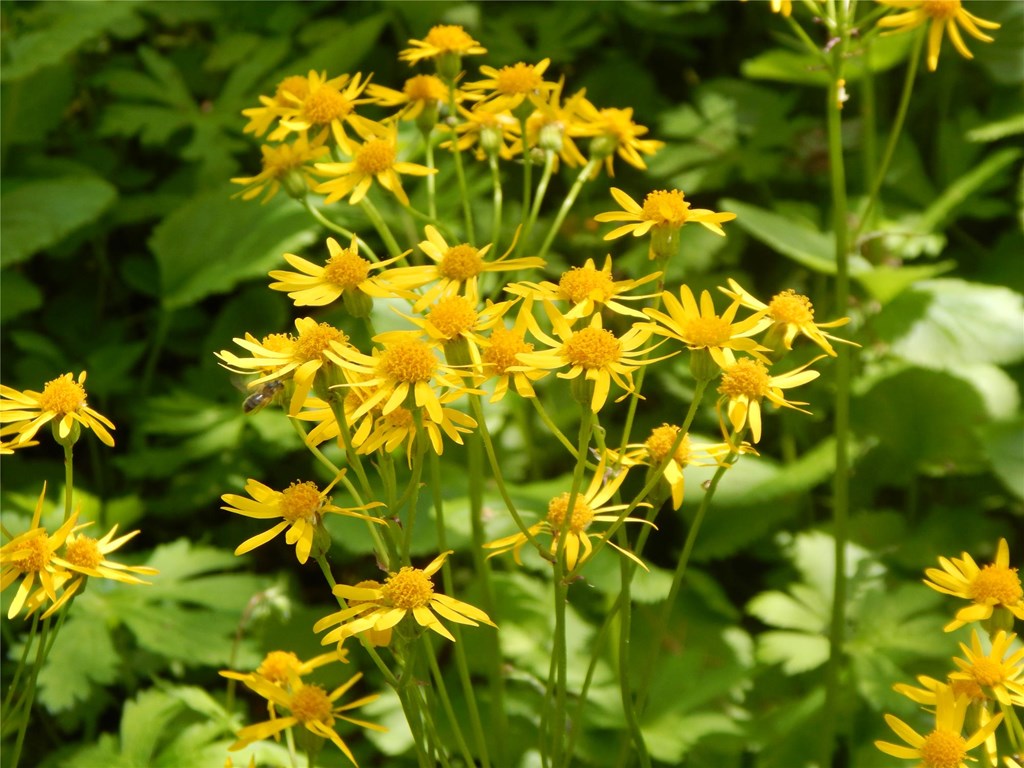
<box><xmin>0</xmin><ymin>269</ymin><xmax>43</xmax><ymax>321</ymax></box>
<box><xmin>966</xmin><ymin>113</ymin><xmax>1024</xmax><ymax>143</ymax></box>
<box><xmin>120</xmin><ymin>688</ymin><xmax>182</xmax><ymax>766</ymax></box>
<box><xmin>979</xmin><ymin>418</ymin><xmax>1024</xmax><ymax>500</ymax></box>
<box><xmin>873</xmin><ymin>278</ymin><xmax>1024</xmax><ymax>369</ymax></box>
<box><xmin>920</xmin><ymin>147</ymin><xmax>1022</xmax><ymax>231</ymax></box>
<box><xmin>721</xmin><ymin>198</ymin><xmax>834</xmax><ymax>273</ymax></box>
<box><xmin>149</xmin><ymin>185</ymin><xmax>318</xmax><ymax>309</ymax></box>
<box><xmin>36</xmin><ymin>607</ymin><xmax>120</xmax><ymax>712</ymax></box>
<box><xmin>1</xmin><ymin>175</ymin><xmax>117</xmax><ymax>267</ymax></box>
<box><xmin>756</xmin><ymin>631</ymin><xmax>830</xmax><ymax>673</ymax></box>
<box><xmin>747</xmin><ymin>591</ymin><xmax>824</xmax><ymax>632</ymax></box>
<box><xmin>854</xmin><ymin>260</ymin><xmax>956</xmax><ymax>304</ymax></box>
<box><xmin>741</xmin><ymin>34</ymin><xmax>914</xmax><ymax>86</ymax></box>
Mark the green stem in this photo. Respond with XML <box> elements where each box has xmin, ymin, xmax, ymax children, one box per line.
<box><xmin>424</xmin><ymin>130</ymin><xmax>438</xmax><ymax>222</ymax></box>
<box><xmin>400</xmin><ymin>416</ymin><xmax>428</xmax><ymax>563</ymax></box>
<box><xmin>62</xmin><ymin>443</ymin><xmax>73</xmax><ymax>523</ymax></box>
<box><xmin>488</xmin><ymin>153</ymin><xmax>504</xmax><ymax>250</ymax></box>
<box><xmin>530</xmin><ymin>396</ymin><xmax>580</xmax><ymax>459</ymax></box>
<box><xmin>524</xmin><ymin>150</ymin><xmax>556</xmax><ymax>250</ymax></box>
<box><xmin>359</xmin><ymin>196</ymin><xmax>402</xmax><ymax>258</ymax></box>
<box><xmin>300</xmin><ymin>198</ymin><xmax>379</xmax><ymax>261</ymax></box>
<box><xmin>519</xmin><ymin>116</ymin><xmax>534</xmax><ymax>238</ymax></box>
<box><xmin>423</xmin><ymin>638</ymin><xmax>476</xmax><ymax>768</ymax></box>
<box><xmin>615</xmin><ymin>553</ymin><xmax>650</xmax><ymax>768</ymax></box>
<box><xmin>448</xmin><ymin>83</ymin><xmax>475</xmax><ymax>242</ymax></box>
<box><xmin>8</xmin><ymin>616</ymin><xmax>51</xmax><ymax>768</ymax></box>
<box><xmin>537</xmin><ymin>159</ymin><xmax>600</xmax><ymax>259</ymax></box>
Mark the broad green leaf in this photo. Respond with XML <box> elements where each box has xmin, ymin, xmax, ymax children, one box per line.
<box><xmin>1</xmin><ymin>175</ymin><xmax>117</xmax><ymax>267</ymax></box>
<box><xmin>0</xmin><ymin>269</ymin><xmax>43</xmax><ymax>321</ymax></box>
<box><xmin>0</xmin><ymin>62</ymin><xmax>75</xmax><ymax>145</ymax></box>
<box><xmin>119</xmin><ymin>602</ymin><xmax>243</xmax><ymax>666</ymax></box>
<box><xmin>36</xmin><ymin>607</ymin><xmax>120</xmax><ymax>712</ymax></box>
<box><xmin>149</xmin><ymin>185</ymin><xmax>318</xmax><ymax>309</ymax></box>
<box><xmin>756</xmin><ymin>630</ymin><xmax>830</xmax><ymax>673</ymax></box>
<box><xmin>920</xmin><ymin>147</ymin><xmax>1022</xmax><ymax>231</ymax></box>
<box><xmin>741</xmin><ymin>34</ymin><xmax>914</xmax><ymax>86</ymax></box>
<box><xmin>873</xmin><ymin>278</ymin><xmax>1024</xmax><ymax>369</ymax></box>
<box><xmin>854</xmin><ymin>260</ymin><xmax>956</xmax><ymax>304</ymax></box>
<box><xmin>120</xmin><ymin>688</ymin><xmax>182</xmax><ymax>766</ymax></box>
<box><xmin>288</xmin><ymin>13</ymin><xmax>389</xmax><ymax>78</ymax></box>
<box><xmin>721</xmin><ymin>198</ymin><xmax>834</xmax><ymax>273</ymax></box>
<box><xmin>979</xmin><ymin>418</ymin><xmax>1024</xmax><ymax>500</ymax></box>
<box><xmin>747</xmin><ymin>591</ymin><xmax>823</xmax><ymax>632</ymax></box>
<box><xmin>966</xmin><ymin>113</ymin><xmax>1024</xmax><ymax>143</ymax></box>
<box><xmin>141</xmin><ymin>539</ymin><xmax>240</xmax><ymax>581</ymax></box>
<box><xmin>585</xmin><ymin>562</ymin><xmax>673</xmax><ymax>604</ymax></box>
<box><xmin>644</xmin><ymin>710</ymin><xmax>742</xmax><ymax>764</ymax></box>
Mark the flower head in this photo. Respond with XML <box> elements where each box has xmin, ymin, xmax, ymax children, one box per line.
<box><xmin>367</xmin><ymin>75</ymin><xmax>453</xmax><ymax>122</ymax></box>
<box><xmin>222</xmin><ymin>475</ymin><xmax>385</xmax><ymax>564</ymax></box>
<box><xmin>877</xmin><ymin>0</ymin><xmax>1000</xmax><ymax>71</ymax></box>
<box><xmin>478</xmin><ymin>298</ymin><xmax>546</xmax><ymax>402</ymax></box>
<box><xmin>444</xmin><ymin>106</ymin><xmax>519</xmax><ymax>160</ymax></box>
<box><xmin>465</xmin><ymin>59</ymin><xmax>558</xmax><ymax>115</ymax></box>
<box><xmin>231</xmin><ymin>132</ymin><xmax>330</xmax><ymax>203</ymax></box>
<box><xmin>241</xmin><ymin>74</ymin><xmax>312</xmax><ymax>137</ymax></box>
<box><xmin>924</xmin><ymin>538</ymin><xmax>1024</xmax><ymax>631</ymax></box>
<box><xmin>513</xmin><ymin>79</ymin><xmax>589</xmax><ymax>167</ymax></box>
<box><xmin>950</xmin><ymin>629</ymin><xmax>1024</xmax><ymax>707</ymax></box>
<box><xmin>875</xmin><ymin>684</ymin><xmax>1003</xmax><ymax>767</ymax></box>
<box><xmin>315</xmin><ymin>551</ymin><xmax>496</xmax><ymax>645</ymax></box>
<box><xmin>571</xmin><ymin>98</ymin><xmax>663</xmax><ymax>177</ymax></box>
<box><xmin>595</xmin><ymin>187</ymin><xmax>737</xmax><ymax>240</ymax></box>
<box><xmin>269</xmin><ymin>70</ymin><xmax>384</xmax><ymax>153</ymax></box>
<box><xmin>315</xmin><ymin>124</ymin><xmax>436</xmax><ymax>206</ymax></box>
<box><xmin>1</xmin><ymin>371</ymin><xmax>115</xmax><ymax>447</ymax></box>
<box><xmin>399</xmin><ymin>25</ymin><xmax>487</xmax><ymax>68</ymax></box>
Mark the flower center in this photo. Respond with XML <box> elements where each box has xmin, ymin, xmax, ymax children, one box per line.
<box><xmin>10</xmin><ymin>531</ymin><xmax>48</xmax><ymax>573</ymax></box>
<box><xmin>258</xmin><ymin>651</ymin><xmax>301</xmax><ymax>684</ymax></box>
<box><xmin>558</xmin><ymin>265</ymin><xmax>615</xmax><ymax>304</ymax></box>
<box><xmin>382</xmin><ymin>566</ymin><xmax>434</xmax><ymax>609</ymax></box>
<box><xmin>768</xmin><ymin>290</ymin><xmax>815</xmax><ymax>325</ymax></box>
<box><xmin>641</xmin><ymin>190</ymin><xmax>691</xmax><ymax>227</ymax></box>
<box><xmin>968</xmin><ymin>657</ymin><xmax>1005</xmax><ymax>688</ymax></box>
<box><xmin>439</xmin><ymin>244</ymin><xmax>484</xmax><ymax>280</ymax></box>
<box><xmin>38</xmin><ymin>375</ymin><xmax>87</xmax><ymax>415</ymax></box>
<box><xmin>63</xmin><ymin>536</ymin><xmax>102</xmax><ymax>569</ymax></box>
<box><xmin>645</xmin><ymin>425</ymin><xmax>691</xmax><ymax>465</ymax></box>
<box><xmin>303</xmin><ymin>85</ymin><xmax>351</xmax><ymax>125</ymax></box>
<box><xmin>379</xmin><ymin>340</ymin><xmax>438</xmax><ymax>383</ymax></box>
<box><xmin>919</xmin><ymin>729</ymin><xmax>966</xmax><ymax>768</ymax></box>
<box><xmin>923</xmin><ymin>0</ymin><xmax>961</xmax><ymax>21</ymax></box>
<box><xmin>383</xmin><ymin>407</ymin><xmax>414</xmax><ymax>429</ymax></box>
<box><xmin>594</xmin><ymin>108</ymin><xmax>637</xmax><ymax>143</ymax></box>
<box><xmin>484</xmin><ymin>328</ymin><xmax>533</xmax><ymax>374</ymax></box>
<box><xmin>494</xmin><ymin>62</ymin><xmax>543</xmax><ymax>95</ymax></box>
<box><xmin>546</xmin><ymin>492</ymin><xmax>594</xmax><ymax>534</ymax></box>
<box><xmin>719</xmin><ymin>358</ymin><xmax>771</xmax><ymax>400</ymax></box>
<box><xmin>294</xmin><ymin>323</ymin><xmax>348</xmax><ymax>362</ymax></box>
<box><xmin>428</xmin><ymin>296</ymin><xmax>478</xmax><ymax>340</ymax></box>
<box><xmin>682</xmin><ymin>315</ymin><xmax>732</xmax><ymax>348</ymax></box>
<box><xmin>323</xmin><ymin>248</ymin><xmax>371</xmax><ymax>289</ymax></box>
<box><xmin>969</xmin><ymin>564</ymin><xmax>1023</xmax><ymax>605</ymax></box>
<box><xmin>261</xmin><ymin>143</ymin><xmax>307</xmax><ymax>175</ymax></box>
<box><xmin>404</xmin><ymin>74</ymin><xmax>447</xmax><ymax>102</ymax></box>
<box><xmin>949</xmin><ymin>677</ymin><xmax>986</xmax><ymax>701</ymax></box>
<box><xmin>355</xmin><ymin>139</ymin><xmax>396</xmax><ymax>175</ymax></box>
<box><xmin>279</xmin><ymin>481</ymin><xmax>323</xmax><ymax>523</ymax></box>
<box><xmin>564</xmin><ymin>327</ymin><xmax>621</xmax><ymax>369</ymax></box>
<box><xmin>424</xmin><ymin>24</ymin><xmax>476</xmax><ymax>52</ymax></box>
<box><xmin>262</xmin><ymin>333</ymin><xmax>296</xmax><ymax>355</ymax></box>
<box><xmin>275</xmin><ymin>75</ymin><xmax>311</xmax><ymax>106</ymax></box>
<box><xmin>289</xmin><ymin>684</ymin><xmax>333</xmax><ymax>724</ymax></box>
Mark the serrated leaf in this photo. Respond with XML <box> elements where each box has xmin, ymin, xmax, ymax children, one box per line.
<box><xmin>149</xmin><ymin>185</ymin><xmax>318</xmax><ymax>309</ymax></box>
<box><xmin>1</xmin><ymin>176</ymin><xmax>117</xmax><ymax>266</ymax></box>
<box><xmin>120</xmin><ymin>602</ymin><xmax>241</xmax><ymax>666</ymax></box>
<box><xmin>36</xmin><ymin>609</ymin><xmax>120</xmax><ymax>712</ymax></box>
<box><xmin>757</xmin><ymin>630</ymin><xmax>830</xmax><ymax>673</ymax></box>
<box><xmin>120</xmin><ymin>688</ymin><xmax>183</xmax><ymax>766</ymax></box>
<box><xmin>747</xmin><ymin>591</ymin><xmax>824</xmax><ymax>632</ymax></box>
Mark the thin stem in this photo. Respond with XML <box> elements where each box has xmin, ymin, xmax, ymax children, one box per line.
<box><xmin>62</xmin><ymin>443</ymin><xmax>73</xmax><ymax>522</ymax></box>
<box><xmin>537</xmin><ymin>159</ymin><xmax>600</xmax><ymax>259</ymax></box>
<box><xmin>359</xmin><ymin>196</ymin><xmax>402</xmax><ymax>258</ymax></box>
<box><xmin>9</xmin><ymin>617</ymin><xmax>51</xmax><ymax>768</ymax></box>
<box><xmin>424</xmin><ymin>130</ymin><xmax>438</xmax><ymax>222</ymax></box>
<box><xmin>530</xmin><ymin>396</ymin><xmax>580</xmax><ymax>459</ymax></box>
<box><xmin>524</xmin><ymin>150</ymin><xmax>557</xmax><ymax>251</ymax></box>
<box><xmin>423</xmin><ymin>638</ymin><xmax>476</xmax><ymax>768</ymax></box>
<box><xmin>615</xmin><ymin>553</ymin><xmax>651</xmax><ymax>768</ymax></box>
<box><xmin>519</xmin><ymin>116</ymin><xmax>534</xmax><ymax>238</ymax></box>
<box><xmin>488</xmin><ymin>153</ymin><xmax>504</xmax><ymax>250</ymax></box>
<box><xmin>448</xmin><ymin>82</ymin><xmax>475</xmax><ymax>241</ymax></box>
<box><xmin>300</xmin><ymin>199</ymin><xmax>379</xmax><ymax>261</ymax></box>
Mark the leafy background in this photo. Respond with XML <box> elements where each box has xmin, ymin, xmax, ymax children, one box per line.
<box><xmin>1</xmin><ymin>1</ymin><xmax>1021</xmax><ymax>766</ymax></box>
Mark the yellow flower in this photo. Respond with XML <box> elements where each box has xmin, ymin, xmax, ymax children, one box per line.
<box><xmin>367</xmin><ymin>75</ymin><xmax>453</xmax><ymax>122</ymax></box>
<box><xmin>924</xmin><ymin>537</ymin><xmax>1024</xmax><ymax>631</ymax></box>
<box><xmin>950</xmin><ymin>629</ymin><xmax>1024</xmax><ymax>707</ymax></box>
<box><xmin>444</xmin><ymin>106</ymin><xmax>519</xmax><ymax>160</ymax></box>
<box><xmin>230</xmin><ymin>132</ymin><xmax>330</xmax><ymax>203</ymax></box>
<box><xmin>516</xmin><ymin>305</ymin><xmax>668</xmax><ymax>413</ymax></box>
<box><xmin>595</xmin><ymin>187</ymin><xmax>737</xmax><ymax>239</ymax></box>
<box><xmin>484</xmin><ymin>455</ymin><xmax>652</xmax><ymax>572</ymax></box>
<box><xmin>221</xmin><ymin>649</ymin><xmax>348</xmax><ymax>721</ymax></box>
<box><xmin>0</xmin><ymin>371</ymin><xmax>115</xmax><ymax>447</ymax></box>
<box><xmin>228</xmin><ymin>670</ymin><xmax>385</xmax><ymax>766</ymax></box>
<box><xmin>512</xmin><ymin>78</ymin><xmax>590</xmax><ymax>167</ymax></box>
<box><xmin>877</xmin><ymin>0</ymin><xmax>1000</xmax><ymax>71</ymax></box>
<box><xmin>315</xmin><ymin>124</ymin><xmax>437</xmax><ymax>207</ymax></box>
<box><xmin>465</xmin><ymin>59</ymin><xmax>558</xmax><ymax>114</ymax></box>
<box><xmin>720</xmin><ymin>278</ymin><xmax>856</xmax><ymax>358</ymax></box>
<box><xmin>875</xmin><ymin>684</ymin><xmax>1003</xmax><ymax>767</ymax></box>
<box><xmin>314</xmin><ymin>551</ymin><xmax>496</xmax><ymax>644</ymax></box>
<box><xmin>643</xmin><ymin>285</ymin><xmax>771</xmax><ymax>370</ymax></box>
<box><xmin>41</xmin><ymin>522</ymin><xmax>158</xmax><ymax>619</ymax></box>
<box><xmin>268</xmin><ymin>236</ymin><xmax>410</xmax><ymax>309</ymax></box>
<box><xmin>478</xmin><ymin>298</ymin><xmax>546</xmax><ymax>403</ymax></box>
<box><xmin>506</xmin><ymin>254</ymin><xmax>661</xmax><ymax>321</ymax></box>
<box><xmin>215</xmin><ymin>317</ymin><xmax>350</xmax><ymax>416</ymax></box>
<box><xmin>0</xmin><ymin>484</ymin><xmax>76</xmax><ymax>619</ymax></box>
<box><xmin>222</xmin><ymin>475</ymin><xmax>385</xmax><ymax>565</ymax></box>
<box><xmin>356</xmin><ymin>397</ymin><xmax>477</xmax><ymax>463</ymax></box>
<box><xmin>571</xmin><ymin>98</ymin><xmax>663</xmax><ymax>177</ymax></box>
<box><xmin>716</xmin><ymin>350</ymin><xmax>823</xmax><ymax>444</ymax></box>
<box><xmin>388</xmin><ymin>224</ymin><xmax>545</xmax><ymax>311</ymax></box>
<box><xmin>270</xmin><ymin>70</ymin><xmax>384</xmax><ymax>153</ymax></box>
<box><xmin>399</xmin><ymin>24</ymin><xmax>486</xmax><ymax>67</ymax></box>
<box><xmin>242</xmin><ymin>74</ymin><xmax>311</xmax><ymax>138</ymax></box>
<box><xmin>894</xmin><ymin>674</ymin><xmax>988</xmax><ymax>707</ymax></box>
<box><xmin>400</xmin><ymin>295</ymin><xmax>515</xmax><ymax>368</ymax></box>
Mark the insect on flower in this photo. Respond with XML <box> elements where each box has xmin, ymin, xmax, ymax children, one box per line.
<box><xmin>242</xmin><ymin>380</ymin><xmax>285</xmax><ymax>414</ymax></box>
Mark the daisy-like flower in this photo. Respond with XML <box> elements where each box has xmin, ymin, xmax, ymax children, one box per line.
<box><xmin>877</xmin><ymin>0</ymin><xmax>1000</xmax><ymax>72</ymax></box>
<box><xmin>242</xmin><ymin>74</ymin><xmax>311</xmax><ymax>138</ymax></box>
<box><xmin>506</xmin><ymin>255</ymin><xmax>661</xmax><ymax>321</ymax></box>
<box><xmin>0</xmin><ymin>485</ymin><xmax>77</xmax><ymax>619</ymax></box>
<box><xmin>222</xmin><ymin>475</ymin><xmax>385</xmax><ymax>565</ymax></box>
<box><xmin>228</xmin><ymin>670</ymin><xmax>385</xmax><ymax>767</ymax></box>
<box><xmin>478</xmin><ymin>298</ymin><xmax>546</xmax><ymax>402</ymax></box>
<box><xmin>270</xmin><ymin>70</ymin><xmax>385</xmax><ymax>154</ymax></box>
<box><xmin>444</xmin><ymin>106</ymin><xmax>519</xmax><ymax>161</ymax></box>
<box><xmin>215</xmin><ymin>317</ymin><xmax>350</xmax><ymax>416</ymax></box>
<box><xmin>950</xmin><ymin>629</ymin><xmax>1024</xmax><ymax>707</ymax></box>
<box><xmin>643</xmin><ymin>285</ymin><xmax>772</xmax><ymax>372</ymax></box>
<box><xmin>484</xmin><ymin>455</ymin><xmax>652</xmax><ymax>571</ymax></box>
<box><xmin>570</xmin><ymin>98</ymin><xmax>664</xmax><ymax>177</ymax></box>
<box><xmin>268</xmin><ymin>236</ymin><xmax>410</xmax><ymax>313</ymax></box>
<box><xmin>41</xmin><ymin>522</ymin><xmax>158</xmax><ymax>619</ymax></box>
<box><xmin>315</xmin><ymin>124</ymin><xmax>436</xmax><ymax>207</ymax></box>
<box><xmin>221</xmin><ymin>649</ymin><xmax>348</xmax><ymax>721</ymax></box>
<box><xmin>401</xmin><ymin>295</ymin><xmax>515</xmax><ymax>367</ymax></box>
<box><xmin>875</xmin><ymin>684</ymin><xmax>1003</xmax><ymax>767</ymax></box>
<box><xmin>715</xmin><ymin>350</ymin><xmax>823</xmax><ymax>444</ymax></box>
<box><xmin>388</xmin><ymin>225</ymin><xmax>545</xmax><ymax>311</ymax></box>
<box><xmin>925</xmin><ymin>538</ymin><xmax>1024</xmax><ymax>632</ymax></box>
<box><xmin>399</xmin><ymin>24</ymin><xmax>487</xmax><ymax>68</ymax></box>
<box><xmin>330</xmin><ymin>331</ymin><xmax>478</xmax><ymax>424</ymax></box>
<box><xmin>512</xmin><ymin>78</ymin><xmax>589</xmax><ymax>167</ymax></box>
<box><xmin>230</xmin><ymin>132</ymin><xmax>330</xmax><ymax>203</ymax></box>
<box><xmin>465</xmin><ymin>59</ymin><xmax>558</xmax><ymax>115</ymax></box>
<box><xmin>367</xmin><ymin>75</ymin><xmax>453</xmax><ymax>123</ymax></box>
<box><xmin>595</xmin><ymin>187</ymin><xmax>737</xmax><ymax>241</ymax></box>
<box><xmin>1</xmin><ymin>371</ymin><xmax>115</xmax><ymax>447</ymax></box>
<box><xmin>894</xmin><ymin>673</ymin><xmax>988</xmax><ymax>706</ymax></box>
<box><xmin>0</xmin><ymin>424</ymin><xmax>38</xmax><ymax>453</ymax></box>
<box><xmin>314</xmin><ymin>551</ymin><xmax>496</xmax><ymax>645</ymax></box>
<box><xmin>720</xmin><ymin>278</ymin><xmax>855</xmax><ymax>358</ymax></box>
<box><xmin>516</xmin><ymin>305</ymin><xmax>668</xmax><ymax>413</ymax></box>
